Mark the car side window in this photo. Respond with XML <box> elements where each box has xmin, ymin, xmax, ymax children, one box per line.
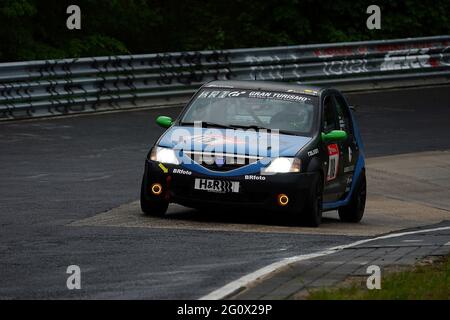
<box><xmin>333</xmin><ymin>95</ymin><xmax>353</xmax><ymax>135</ymax></box>
<box><xmin>323</xmin><ymin>96</ymin><xmax>338</xmax><ymax>133</ymax></box>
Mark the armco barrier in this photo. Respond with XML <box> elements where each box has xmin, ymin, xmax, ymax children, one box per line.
<box><xmin>0</xmin><ymin>35</ymin><xmax>449</xmax><ymax>119</ymax></box>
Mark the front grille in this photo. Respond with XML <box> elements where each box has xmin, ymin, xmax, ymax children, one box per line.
<box><xmin>183</xmin><ymin>151</ymin><xmax>262</xmax><ymax>172</ymax></box>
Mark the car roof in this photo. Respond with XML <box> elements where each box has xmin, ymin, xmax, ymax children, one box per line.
<box><xmin>202</xmin><ymin>80</ymin><xmax>325</xmax><ymax>96</ymax></box>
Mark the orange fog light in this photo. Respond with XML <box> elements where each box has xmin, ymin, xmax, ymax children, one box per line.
<box><xmin>151</xmin><ymin>183</ymin><xmax>163</xmax><ymax>195</ymax></box>
<box><xmin>277</xmin><ymin>194</ymin><xmax>289</xmax><ymax>206</ymax></box>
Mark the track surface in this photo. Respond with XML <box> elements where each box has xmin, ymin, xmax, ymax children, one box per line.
<box><xmin>0</xmin><ymin>85</ymin><xmax>449</xmax><ymax>299</ymax></box>
<box><xmin>70</xmin><ymin>150</ymin><xmax>450</xmax><ymax>237</ymax></box>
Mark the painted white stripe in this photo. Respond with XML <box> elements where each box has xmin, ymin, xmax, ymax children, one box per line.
<box><xmin>199</xmin><ymin>225</ymin><xmax>450</xmax><ymax>300</ymax></box>
<box><xmin>26</xmin><ymin>173</ymin><xmax>49</xmax><ymax>179</ymax></box>
<box><xmin>83</xmin><ymin>174</ymin><xmax>111</xmax><ymax>182</ymax></box>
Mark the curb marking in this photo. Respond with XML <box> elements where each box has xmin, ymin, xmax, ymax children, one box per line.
<box><xmin>199</xmin><ymin>225</ymin><xmax>450</xmax><ymax>300</ymax></box>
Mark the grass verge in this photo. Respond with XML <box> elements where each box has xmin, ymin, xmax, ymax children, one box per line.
<box><xmin>307</xmin><ymin>254</ymin><xmax>450</xmax><ymax>300</ymax></box>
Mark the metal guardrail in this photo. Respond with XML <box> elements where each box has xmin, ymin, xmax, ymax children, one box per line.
<box><xmin>1</xmin><ymin>35</ymin><xmax>449</xmax><ymax>119</ymax></box>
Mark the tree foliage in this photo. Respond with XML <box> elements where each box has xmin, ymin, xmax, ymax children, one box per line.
<box><xmin>0</xmin><ymin>0</ymin><xmax>449</xmax><ymax>62</ymax></box>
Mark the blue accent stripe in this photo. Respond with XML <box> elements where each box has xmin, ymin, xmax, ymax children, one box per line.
<box><xmin>323</xmin><ymin>108</ymin><xmax>365</xmax><ymax>210</ymax></box>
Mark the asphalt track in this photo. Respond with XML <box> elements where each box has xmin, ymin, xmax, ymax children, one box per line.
<box><xmin>0</xmin><ymin>85</ymin><xmax>449</xmax><ymax>299</ymax></box>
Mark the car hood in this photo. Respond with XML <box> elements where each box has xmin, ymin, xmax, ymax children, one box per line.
<box><xmin>158</xmin><ymin>126</ymin><xmax>312</xmax><ymax>158</ymax></box>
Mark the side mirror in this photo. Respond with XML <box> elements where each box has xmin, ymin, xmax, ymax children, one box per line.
<box><xmin>156</xmin><ymin>116</ymin><xmax>173</xmax><ymax>128</ymax></box>
<box><xmin>321</xmin><ymin>130</ymin><xmax>347</xmax><ymax>142</ymax></box>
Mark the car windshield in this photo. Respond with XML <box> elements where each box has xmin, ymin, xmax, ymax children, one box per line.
<box><xmin>180</xmin><ymin>89</ymin><xmax>318</xmax><ymax>135</ymax></box>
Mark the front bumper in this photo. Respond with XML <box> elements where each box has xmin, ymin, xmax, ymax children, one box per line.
<box><xmin>142</xmin><ymin>160</ymin><xmax>318</xmax><ymax>212</ymax></box>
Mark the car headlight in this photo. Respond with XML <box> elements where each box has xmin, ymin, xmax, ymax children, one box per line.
<box><xmin>150</xmin><ymin>147</ymin><xmax>180</xmax><ymax>165</ymax></box>
<box><xmin>262</xmin><ymin>157</ymin><xmax>301</xmax><ymax>173</ymax></box>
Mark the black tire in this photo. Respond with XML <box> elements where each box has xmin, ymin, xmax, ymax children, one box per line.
<box><xmin>297</xmin><ymin>173</ymin><xmax>323</xmax><ymax>227</ymax></box>
<box><xmin>338</xmin><ymin>170</ymin><xmax>366</xmax><ymax>223</ymax></box>
<box><xmin>140</xmin><ymin>177</ymin><xmax>169</xmax><ymax>216</ymax></box>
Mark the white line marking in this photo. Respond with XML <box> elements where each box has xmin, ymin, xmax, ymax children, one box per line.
<box><xmin>445</xmin><ymin>241</ymin><xmax>450</xmax><ymax>246</ymax></box>
<box><xmin>26</xmin><ymin>173</ymin><xmax>49</xmax><ymax>179</ymax></box>
<box><xmin>199</xmin><ymin>225</ymin><xmax>450</xmax><ymax>300</ymax></box>
<box><xmin>402</xmin><ymin>239</ymin><xmax>423</xmax><ymax>243</ymax></box>
<box><xmin>83</xmin><ymin>175</ymin><xmax>111</xmax><ymax>182</ymax></box>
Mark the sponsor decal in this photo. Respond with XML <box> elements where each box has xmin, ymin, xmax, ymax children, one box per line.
<box><xmin>158</xmin><ymin>163</ymin><xmax>168</xmax><ymax>173</ymax></box>
<box><xmin>348</xmin><ymin>146</ymin><xmax>353</xmax><ymax>162</ymax></box>
<box><xmin>244</xmin><ymin>175</ymin><xmax>266</xmax><ymax>181</ymax></box>
<box><xmin>249</xmin><ymin>91</ymin><xmax>310</xmax><ymax>103</ymax></box>
<box><xmin>307</xmin><ymin>148</ymin><xmax>319</xmax><ymax>157</ymax></box>
<box><xmin>197</xmin><ymin>90</ymin><xmax>246</xmax><ymax>99</ymax></box>
<box><xmin>380</xmin><ymin>49</ymin><xmax>432</xmax><ymax>71</ymax></box>
<box><xmin>172</xmin><ymin>168</ymin><xmax>192</xmax><ymax>175</ymax></box>
<box><xmin>323</xmin><ymin>59</ymin><xmax>369</xmax><ymax>76</ymax></box>
<box><xmin>194</xmin><ymin>178</ymin><xmax>240</xmax><ymax>193</ymax></box>
<box><xmin>228</xmin><ymin>91</ymin><xmax>247</xmax><ymax>97</ymax></box>
<box><xmin>197</xmin><ymin>89</ymin><xmax>311</xmax><ymax>103</ymax></box>
<box><xmin>327</xmin><ymin>143</ymin><xmax>339</xmax><ymax>181</ymax></box>
<box><xmin>314</xmin><ymin>47</ymin><xmax>368</xmax><ymax>58</ymax></box>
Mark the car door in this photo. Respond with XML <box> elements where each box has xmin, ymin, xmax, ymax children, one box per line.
<box><xmin>333</xmin><ymin>93</ymin><xmax>360</xmax><ymax>195</ymax></box>
<box><xmin>322</xmin><ymin>95</ymin><xmax>346</xmax><ymax>202</ymax></box>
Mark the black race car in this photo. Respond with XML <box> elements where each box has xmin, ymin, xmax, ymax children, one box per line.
<box><xmin>140</xmin><ymin>80</ymin><xmax>366</xmax><ymax>227</ymax></box>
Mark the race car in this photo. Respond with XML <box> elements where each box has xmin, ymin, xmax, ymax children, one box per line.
<box><xmin>140</xmin><ymin>80</ymin><xmax>366</xmax><ymax>227</ymax></box>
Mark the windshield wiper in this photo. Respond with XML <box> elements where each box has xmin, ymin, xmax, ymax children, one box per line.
<box><xmin>229</xmin><ymin>124</ymin><xmax>271</xmax><ymax>131</ymax></box>
<box><xmin>180</xmin><ymin>121</ymin><xmax>233</xmax><ymax>129</ymax></box>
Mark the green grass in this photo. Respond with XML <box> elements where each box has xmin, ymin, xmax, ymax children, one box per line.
<box><xmin>308</xmin><ymin>255</ymin><xmax>450</xmax><ymax>300</ymax></box>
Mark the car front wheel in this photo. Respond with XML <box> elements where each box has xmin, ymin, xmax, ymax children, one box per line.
<box><xmin>296</xmin><ymin>173</ymin><xmax>323</xmax><ymax>227</ymax></box>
